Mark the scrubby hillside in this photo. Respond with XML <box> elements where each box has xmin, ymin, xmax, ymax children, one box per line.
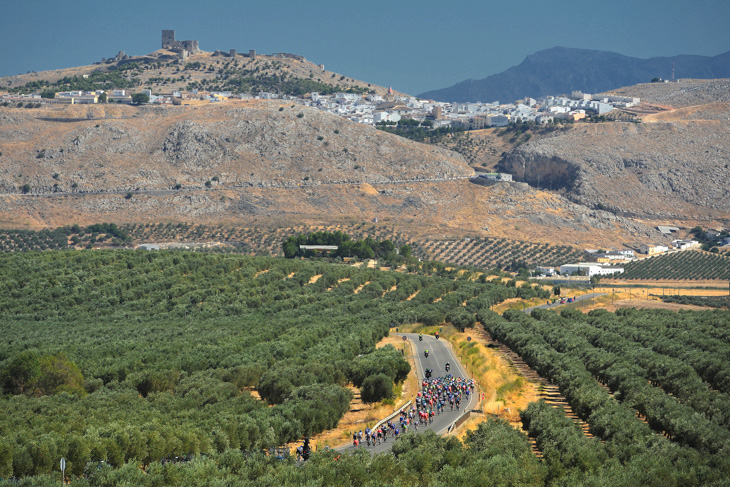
<box><xmin>2</xmin><ymin>49</ymin><xmax>396</xmax><ymax>97</ymax></box>
<box><xmin>605</xmin><ymin>78</ymin><xmax>730</xmax><ymax>109</ymax></box>
<box><xmin>0</xmin><ymin>101</ymin><xmax>471</xmax><ymax>194</ymax></box>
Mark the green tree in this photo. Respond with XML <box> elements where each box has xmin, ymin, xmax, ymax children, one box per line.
<box><xmin>0</xmin><ymin>439</ymin><xmax>13</xmax><ymax>479</ymax></box>
<box><xmin>132</xmin><ymin>93</ymin><xmax>150</xmax><ymax>104</ymax></box>
<box><xmin>399</xmin><ymin>245</ymin><xmax>411</xmax><ymax>258</ymax></box>
<box><xmin>66</xmin><ymin>436</ymin><xmax>91</xmax><ymax>477</ymax></box>
<box><xmin>0</xmin><ymin>351</ymin><xmax>41</xmax><ymax>394</ymax></box>
<box><xmin>98</xmin><ymin>92</ymin><xmax>108</xmax><ymax>103</ymax></box>
<box><xmin>282</xmin><ymin>239</ymin><xmax>299</xmax><ymax>259</ymax></box>
<box><xmin>360</xmin><ymin>373</ymin><xmax>392</xmax><ymax>403</ymax></box>
<box><xmin>36</xmin><ymin>353</ymin><xmax>85</xmax><ymax>396</ymax></box>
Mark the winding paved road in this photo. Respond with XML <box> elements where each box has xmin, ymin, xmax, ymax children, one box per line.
<box><xmin>342</xmin><ymin>333</ymin><xmax>478</xmax><ymax>454</ymax></box>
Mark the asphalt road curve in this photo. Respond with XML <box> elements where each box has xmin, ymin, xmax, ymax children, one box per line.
<box><xmin>343</xmin><ymin>333</ymin><xmax>477</xmax><ymax>454</ymax></box>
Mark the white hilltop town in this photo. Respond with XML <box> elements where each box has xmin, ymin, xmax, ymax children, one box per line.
<box><xmin>1</xmin><ymin>80</ymin><xmax>639</xmax><ymax>130</ymax></box>
<box><xmin>290</xmin><ymin>88</ymin><xmax>639</xmax><ymax>129</ymax></box>
<box><xmin>1</xmin><ymin>31</ymin><xmax>642</xmax><ymax>130</ymax></box>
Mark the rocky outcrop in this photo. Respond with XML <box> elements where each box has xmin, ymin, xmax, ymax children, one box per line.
<box><xmin>162</xmin><ymin>121</ymin><xmax>229</xmax><ymax>169</ymax></box>
<box><xmin>499</xmin><ymin>121</ymin><xmax>730</xmax><ymax>219</ymax></box>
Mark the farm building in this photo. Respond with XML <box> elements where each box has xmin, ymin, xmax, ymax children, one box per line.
<box><xmin>559</xmin><ymin>263</ymin><xmax>624</xmax><ymax>277</ymax></box>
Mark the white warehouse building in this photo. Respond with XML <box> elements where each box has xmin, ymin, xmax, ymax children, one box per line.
<box><xmin>559</xmin><ymin>263</ymin><xmax>624</xmax><ymax>277</ymax></box>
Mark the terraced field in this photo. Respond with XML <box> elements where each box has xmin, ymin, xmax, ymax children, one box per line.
<box><xmin>420</xmin><ymin>237</ymin><xmax>584</xmax><ymax>270</ymax></box>
<box><xmin>0</xmin><ymin>223</ymin><xmax>587</xmax><ymax>272</ymax></box>
<box><xmin>619</xmin><ymin>250</ymin><xmax>730</xmax><ymax>280</ymax></box>
<box><xmin>123</xmin><ymin>222</ymin><xmax>423</xmax><ymax>257</ymax></box>
<box><xmin>0</xmin><ymin>222</ymin><xmax>423</xmax><ymax>257</ymax></box>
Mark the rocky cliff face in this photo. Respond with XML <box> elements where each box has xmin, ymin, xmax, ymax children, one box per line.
<box><xmin>499</xmin><ymin>121</ymin><xmax>730</xmax><ymax>219</ymax></box>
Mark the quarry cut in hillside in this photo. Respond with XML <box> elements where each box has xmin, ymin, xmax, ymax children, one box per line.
<box><xmin>499</xmin><ymin>120</ymin><xmax>730</xmax><ymax>219</ymax></box>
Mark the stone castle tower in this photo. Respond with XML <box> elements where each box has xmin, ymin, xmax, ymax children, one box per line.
<box><xmin>162</xmin><ymin>30</ymin><xmax>176</xmax><ymax>49</ymax></box>
<box><xmin>161</xmin><ymin>30</ymin><xmax>200</xmax><ymax>54</ymax></box>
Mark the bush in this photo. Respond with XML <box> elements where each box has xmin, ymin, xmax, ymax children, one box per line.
<box><xmin>360</xmin><ymin>373</ymin><xmax>392</xmax><ymax>403</ymax></box>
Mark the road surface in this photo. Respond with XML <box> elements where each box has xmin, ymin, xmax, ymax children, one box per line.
<box><xmin>343</xmin><ymin>333</ymin><xmax>478</xmax><ymax>454</ymax></box>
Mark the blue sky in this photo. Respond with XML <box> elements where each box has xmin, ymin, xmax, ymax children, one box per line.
<box><xmin>1</xmin><ymin>0</ymin><xmax>728</xmax><ymax>94</ymax></box>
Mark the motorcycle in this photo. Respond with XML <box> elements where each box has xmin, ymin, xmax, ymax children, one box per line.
<box><xmin>424</xmin><ymin>350</ymin><xmax>429</xmax><ymax>358</ymax></box>
<box><xmin>445</xmin><ymin>363</ymin><xmax>450</xmax><ymax>372</ymax></box>
<box><xmin>419</xmin><ymin>335</ymin><xmax>423</xmax><ymax>341</ymax></box>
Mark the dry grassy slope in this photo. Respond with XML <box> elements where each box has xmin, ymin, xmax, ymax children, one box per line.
<box><xmin>1</xmin><ymin>49</ymin><xmax>402</xmax><ymax>96</ymax></box>
<box><xmin>0</xmin><ymin>182</ymin><xmax>666</xmax><ymax>249</ymax></box>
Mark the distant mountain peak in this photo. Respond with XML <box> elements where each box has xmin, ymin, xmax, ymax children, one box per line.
<box><xmin>419</xmin><ymin>48</ymin><xmax>730</xmax><ymax>103</ymax></box>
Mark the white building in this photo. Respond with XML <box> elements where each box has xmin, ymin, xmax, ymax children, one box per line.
<box><xmin>671</xmin><ymin>239</ymin><xmax>700</xmax><ymax>250</ymax></box>
<box><xmin>638</xmin><ymin>244</ymin><xmax>670</xmax><ymax>255</ymax></box>
<box><xmin>487</xmin><ymin>114</ymin><xmax>510</xmax><ymax>126</ymax></box>
<box><xmin>559</xmin><ymin>263</ymin><xmax>624</xmax><ymax>277</ymax></box>
<box><xmin>535</xmin><ymin>266</ymin><xmax>557</xmax><ymax>276</ymax></box>
<box><xmin>603</xmin><ymin>250</ymin><xmax>635</xmax><ymax>260</ymax></box>
<box><xmin>373</xmin><ymin>111</ymin><xmax>401</xmax><ymax>123</ymax></box>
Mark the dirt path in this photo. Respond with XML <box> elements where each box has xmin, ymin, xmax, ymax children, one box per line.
<box><xmin>353</xmin><ymin>281</ymin><xmax>370</xmax><ymax>294</ymax></box>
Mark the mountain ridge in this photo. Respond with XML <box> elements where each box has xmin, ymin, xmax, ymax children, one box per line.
<box><xmin>419</xmin><ymin>47</ymin><xmax>730</xmax><ymax>103</ymax></box>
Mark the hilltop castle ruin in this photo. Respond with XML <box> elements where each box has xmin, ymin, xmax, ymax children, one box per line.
<box><xmin>162</xmin><ymin>30</ymin><xmax>200</xmax><ymax>58</ymax></box>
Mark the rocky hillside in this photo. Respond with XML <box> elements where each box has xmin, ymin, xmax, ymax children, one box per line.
<box><xmin>499</xmin><ymin>120</ymin><xmax>730</xmax><ymax>219</ymax></box>
<box><xmin>419</xmin><ymin>47</ymin><xmax>730</xmax><ymax>103</ymax></box>
<box><xmin>0</xmin><ymin>101</ymin><xmax>470</xmax><ymax>194</ymax></box>
<box><xmin>0</xmin><ymin>101</ymin><xmax>671</xmax><ymax>248</ymax></box>
<box><xmin>498</xmin><ymin>79</ymin><xmax>730</xmax><ymax>222</ymax></box>
<box><xmin>604</xmin><ymin>78</ymin><xmax>730</xmax><ymax>108</ymax></box>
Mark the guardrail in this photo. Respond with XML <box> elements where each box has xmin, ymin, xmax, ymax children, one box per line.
<box><xmin>371</xmin><ymin>400</ymin><xmax>413</xmax><ymax>432</ymax></box>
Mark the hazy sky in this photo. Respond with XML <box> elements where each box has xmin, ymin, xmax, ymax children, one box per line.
<box><xmin>1</xmin><ymin>0</ymin><xmax>728</xmax><ymax>94</ymax></box>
